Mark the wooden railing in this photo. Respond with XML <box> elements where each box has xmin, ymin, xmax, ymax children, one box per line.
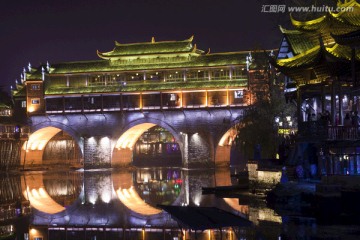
<box><xmin>327</xmin><ymin>126</ymin><xmax>360</xmax><ymax>140</ymax></box>
<box><xmin>298</xmin><ymin>121</ymin><xmax>360</xmax><ymax>141</ymax></box>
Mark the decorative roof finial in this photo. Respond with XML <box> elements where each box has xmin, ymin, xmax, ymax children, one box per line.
<box><xmin>246</xmin><ymin>52</ymin><xmax>253</xmax><ymax>71</ymax></box>
<box><xmin>15</xmin><ymin>79</ymin><xmax>18</xmax><ymax>85</ymax></box>
<box><xmin>41</xmin><ymin>67</ymin><xmax>45</xmax><ymax>81</ymax></box>
<box><xmin>23</xmin><ymin>68</ymin><xmax>27</xmax><ymax>80</ymax></box>
<box><xmin>28</xmin><ymin>62</ymin><xmax>32</xmax><ymax>72</ymax></box>
<box><xmin>46</xmin><ymin>61</ymin><xmax>50</xmax><ymax>72</ymax></box>
<box><xmin>151</xmin><ymin>37</ymin><xmax>155</xmax><ymax>43</ymax></box>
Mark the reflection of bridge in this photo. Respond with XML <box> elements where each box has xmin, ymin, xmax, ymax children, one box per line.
<box><xmin>21</xmin><ymin>169</ymin><xmax>248</xmax><ymax>229</ymax></box>
<box><xmin>11</xmin><ymin>37</ymin><xmax>271</xmax><ymax>169</ymax></box>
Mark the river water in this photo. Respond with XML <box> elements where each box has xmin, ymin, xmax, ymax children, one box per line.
<box><xmin>1</xmin><ymin>166</ymin><xmax>360</xmax><ymax>240</ymax></box>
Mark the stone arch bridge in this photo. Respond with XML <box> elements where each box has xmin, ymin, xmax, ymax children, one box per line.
<box><xmin>23</xmin><ymin>108</ymin><xmax>244</xmax><ymax>169</ymax></box>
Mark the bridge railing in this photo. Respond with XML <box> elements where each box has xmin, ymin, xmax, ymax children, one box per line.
<box><xmin>45</xmin><ymin>91</ymin><xmax>250</xmax><ymax>114</ymax></box>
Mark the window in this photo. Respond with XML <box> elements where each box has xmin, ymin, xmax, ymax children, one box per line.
<box><xmin>21</xmin><ymin>101</ymin><xmax>26</xmax><ymax>108</ymax></box>
<box><xmin>31</xmin><ymin>99</ymin><xmax>40</xmax><ymax>104</ymax></box>
<box><xmin>234</xmin><ymin>90</ymin><xmax>243</xmax><ymax>99</ymax></box>
<box><xmin>31</xmin><ymin>84</ymin><xmax>40</xmax><ymax>90</ymax></box>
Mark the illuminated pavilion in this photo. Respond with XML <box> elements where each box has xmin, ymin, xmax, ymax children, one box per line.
<box><xmin>273</xmin><ymin>0</ymin><xmax>360</xmax><ymax>176</ymax></box>
<box><xmin>12</xmin><ymin>36</ymin><xmax>271</xmax><ymax>117</ymax></box>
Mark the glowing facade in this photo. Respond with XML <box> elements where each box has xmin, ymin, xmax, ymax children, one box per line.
<box><xmin>12</xmin><ymin>36</ymin><xmax>272</xmax><ymax>116</ymax></box>
<box><xmin>273</xmin><ymin>0</ymin><xmax>360</xmax><ymax>175</ymax></box>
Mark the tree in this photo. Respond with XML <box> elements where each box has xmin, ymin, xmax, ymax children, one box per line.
<box><xmin>0</xmin><ymin>85</ymin><xmax>13</xmax><ymax>107</ymax></box>
<box><xmin>235</xmin><ymin>66</ymin><xmax>296</xmax><ymax>160</ymax></box>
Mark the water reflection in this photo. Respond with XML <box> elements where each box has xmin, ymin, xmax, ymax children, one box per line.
<box><xmin>3</xmin><ymin>167</ymin><xmax>359</xmax><ymax>239</ymax></box>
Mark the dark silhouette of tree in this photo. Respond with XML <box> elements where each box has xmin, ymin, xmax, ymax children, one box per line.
<box><xmin>0</xmin><ymin>85</ymin><xmax>13</xmax><ymax>107</ymax></box>
<box><xmin>235</xmin><ymin>61</ymin><xmax>296</xmax><ymax>160</ymax></box>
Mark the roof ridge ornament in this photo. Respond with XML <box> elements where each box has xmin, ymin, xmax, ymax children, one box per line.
<box><xmin>23</xmin><ymin>67</ymin><xmax>27</xmax><ymax>81</ymax></box>
<box><xmin>46</xmin><ymin>61</ymin><xmax>50</xmax><ymax>72</ymax></box>
<box><xmin>41</xmin><ymin>67</ymin><xmax>45</xmax><ymax>81</ymax></box>
<box><xmin>151</xmin><ymin>37</ymin><xmax>155</xmax><ymax>43</ymax></box>
<box><xmin>246</xmin><ymin>52</ymin><xmax>253</xmax><ymax>71</ymax></box>
<box><xmin>28</xmin><ymin>62</ymin><xmax>32</xmax><ymax>72</ymax></box>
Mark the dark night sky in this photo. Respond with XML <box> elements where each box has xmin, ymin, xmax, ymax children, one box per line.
<box><xmin>0</xmin><ymin>0</ymin><xmax>286</xmax><ymax>93</ymax></box>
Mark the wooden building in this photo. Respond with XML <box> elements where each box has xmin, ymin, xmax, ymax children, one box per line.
<box><xmin>272</xmin><ymin>0</ymin><xmax>360</xmax><ymax>176</ymax></box>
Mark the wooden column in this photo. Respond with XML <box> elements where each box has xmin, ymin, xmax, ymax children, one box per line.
<box><xmin>297</xmin><ymin>87</ymin><xmax>302</xmax><ymax>122</ymax></box>
<box><xmin>331</xmin><ymin>79</ymin><xmax>336</xmax><ymax>125</ymax></box>
<box><xmin>338</xmin><ymin>83</ymin><xmax>343</xmax><ymax>125</ymax></box>
<box><xmin>321</xmin><ymin>84</ymin><xmax>325</xmax><ymax>113</ymax></box>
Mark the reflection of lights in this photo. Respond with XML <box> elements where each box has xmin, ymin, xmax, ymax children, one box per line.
<box><xmin>101</xmin><ymin>192</ymin><xmax>111</xmax><ymax>203</ymax></box>
<box><xmin>116</xmin><ymin>187</ymin><xmax>161</xmax><ymax>215</ymax></box>
<box><xmin>24</xmin><ymin>187</ymin><xmax>65</xmax><ymax>214</ymax></box>
<box><xmin>194</xmin><ymin>198</ymin><xmax>200</xmax><ymax>206</ymax></box>
<box><xmin>88</xmin><ymin>195</ymin><xmax>97</xmax><ymax>205</ymax></box>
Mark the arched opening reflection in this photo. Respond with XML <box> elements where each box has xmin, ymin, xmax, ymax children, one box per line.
<box><xmin>134</xmin><ymin>168</ymin><xmax>182</xmax><ymax>206</ymax></box>
<box><xmin>112</xmin><ymin>168</ymin><xmax>183</xmax><ymax>216</ymax></box>
<box><xmin>215</xmin><ymin>168</ymin><xmax>248</xmax><ymax>215</ymax></box>
<box><xmin>22</xmin><ymin>127</ymin><xmax>82</xmax><ymax>168</ymax></box>
<box><xmin>21</xmin><ymin>172</ymin><xmax>83</xmax><ymax>214</ymax></box>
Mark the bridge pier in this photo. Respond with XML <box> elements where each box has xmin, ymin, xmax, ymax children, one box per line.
<box><xmin>83</xmin><ymin>136</ymin><xmax>112</xmax><ymax>169</ymax></box>
<box><xmin>180</xmin><ymin>132</ymin><xmax>214</xmax><ymax>169</ymax></box>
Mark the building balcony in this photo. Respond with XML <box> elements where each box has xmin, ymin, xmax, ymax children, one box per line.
<box><xmin>298</xmin><ymin>121</ymin><xmax>360</xmax><ymax>141</ymax></box>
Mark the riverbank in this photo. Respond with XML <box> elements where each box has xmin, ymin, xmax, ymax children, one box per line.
<box><xmin>266</xmin><ymin>178</ymin><xmax>360</xmax><ymax>221</ymax></box>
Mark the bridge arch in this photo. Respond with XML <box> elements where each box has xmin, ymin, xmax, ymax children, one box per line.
<box><xmin>112</xmin><ymin>118</ymin><xmax>183</xmax><ymax>168</ymax></box>
<box><xmin>22</xmin><ymin>122</ymin><xmax>83</xmax><ymax>168</ymax></box>
<box><xmin>214</xmin><ymin>125</ymin><xmax>238</xmax><ymax>167</ymax></box>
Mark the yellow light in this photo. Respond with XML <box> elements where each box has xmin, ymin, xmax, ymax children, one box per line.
<box><xmin>28</xmin><ymin>106</ymin><xmax>35</xmax><ymax>113</ymax></box>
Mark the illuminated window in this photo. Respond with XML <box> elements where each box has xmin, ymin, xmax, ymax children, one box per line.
<box><xmin>21</xmin><ymin>101</ymin><xmax>26</xmax><ymax>108</ymax></box>
<box><xmin>170</xmin><ymin>94</ymin><xmax>176</xmax><ymax>101</ymax></box>
<box><xmin>31</xmin><ymin>99</ymin><xmax>40</xmax><ymax>104</ymax></box>
<box><xmin>234</xmin><ymin>90</ymin><xmax>243</xmax><ymax>99</ymax></box>
<box><xmin>31</xmin><ymin>84</ymin><xmax>40</xmax><ymax>90</ymax></box>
